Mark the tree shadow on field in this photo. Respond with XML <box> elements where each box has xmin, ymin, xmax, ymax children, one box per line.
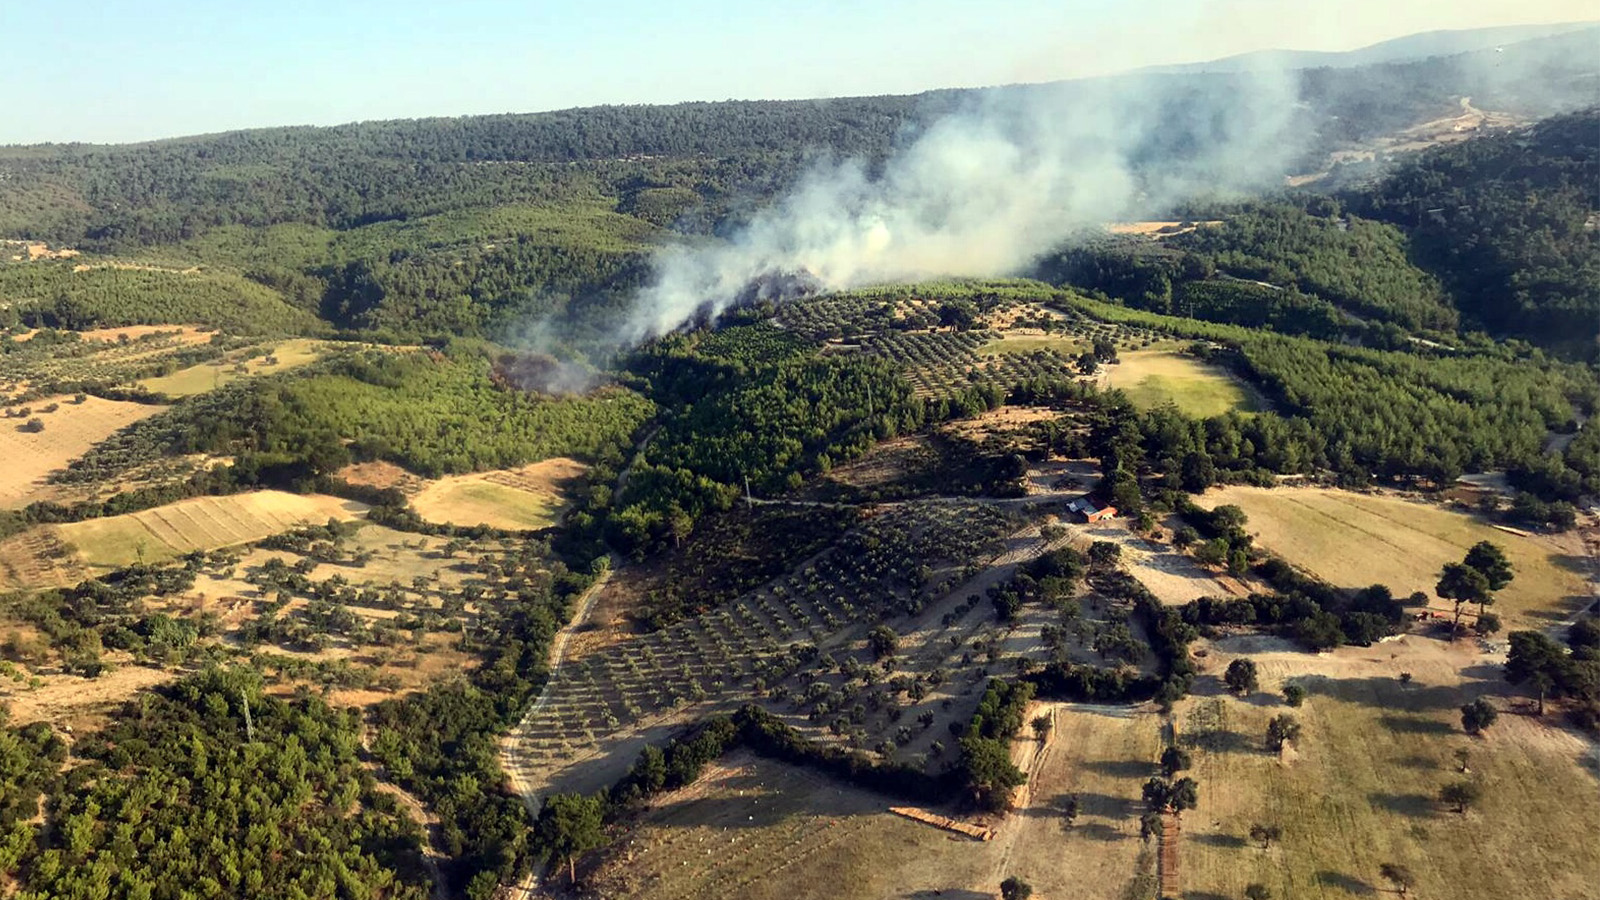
<box><xmin>1189</xmin><ymin>675</ymin><xmax>1281</xmax><ymax>707</ymax></box>
<box><xmin>1083</xmin><ymin>758</ymin><xmax>1155</xmax><ymax>778</ymax></box>
<box><xmin>1023</xmin><ymin>792</ymin><xmax>1105</xmax><ymax>823</ymax></box>
<box><xmin>1053</xmin><ymin>790</ymin><xmax>1137</xmax><ymax>820</ymax></box>
<box><xmin>1393</xmin><ymin>753</ymin><xmax>1439</xmax><ymax>770</ymax></box>
<box><xmin>1073</xmin><ymin>821</ymin><xmax>1128</xmax><ymax>842</ymax></box>
<box><xmin>902</xmin><ymin>891</ymin><xmax>990</xmax><ymax>900</ymax></box>
<box><xmin>644</xmin><ymin>791</ymin><xmax>810</xmax><ymax>830</ymax></box>
<box><xmin>1315</xmin><ymin>870</ymin><xmax>1376</xmax><ymax>895</ymax></box>
<box><xmin>1457</xmin><ymin>662</ymin><xmax>1505</xmax><ymax>683</ymax></box>
<box><xmin>1378</xmin><ymin>714</ymin><xmax>1454</xmax><ymax>735</ymax></box>
<box><xmin>1181</xmin><ymin>728</ymin><xmax>1256</xmax><ymax>754</ymax></box>
<box><xmin>1191</xmin><ymin>831</ymin><xmax>1248</xmax><ymax>849</ymax></box>
<box><xmin>1368</xmin><ymin>792</ymin><xmax>1438</xmax><ymax>818</ymax></box>
<box><xmin>1314</xmin><ymin>676</ymin><xmax>1468</xmax><ymax>713</ymax></box>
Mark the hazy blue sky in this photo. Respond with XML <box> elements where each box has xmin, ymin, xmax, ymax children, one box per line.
<box><xmin>1</xmin><ymin>0</ymin><xmax>1593</xmax><ymax>144</ymax></box>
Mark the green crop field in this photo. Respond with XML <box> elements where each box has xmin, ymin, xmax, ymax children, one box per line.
<box><xmin>1104</xmin><ymin>349</ymin><xmax>1264</xmax><ymax>417</ymax></box>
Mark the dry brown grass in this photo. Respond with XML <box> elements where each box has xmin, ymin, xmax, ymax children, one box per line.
<box><xmin>0</xmin><ymin>665</ymin><xmax>175</xmax><ymax>730</ymax></box>
<box><xmin>587</xmin><ymin>706</ymin><xmax>1165</xmax><ymax>900</ymax></box>
<box><xmin>337</xmin><ymin>461</ymin><xmax>426</xmax><ymax>496</ymax></box>
<box><xmin>411</xmin><ymin>458</ymin><xmax>585</xmax><ymax>531</ymax></box>
<box><xmin>73</xmin><ymin>325</ymin><xmax>212</xmax><ymax>345</ymax></box>
<box><xmin>1202</xmin><ymin>486</ymin><xmax>1592</xmax><ymax>628</ymax></box>
<box><xmin>0</xmin><ymin>395</ymin><xmax>168</xmax><ymax>509</ymax></box>
<box><xmin>939</xmin><ymin>406</ymin><xmax>1063</xmax><ymax>441</ymax></box>
<box><xmin>1072</xmin><ymin>516</ymin><xmax>1255</xmax><ymax>605</ymax></box>
<box><xmin>1173</xmin><ymin>636</ymin><xmax>1600</xmax><ymax>900</ymax></box>
<box><xmin>1106</xmin><ymin>220</ymin><xmax>1222</xmax><ymax>237</ymax></box>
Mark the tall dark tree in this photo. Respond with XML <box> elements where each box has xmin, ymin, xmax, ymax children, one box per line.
<box><xmin>534</xmin><ymin>793</ymin><xmax>606</xmax><ymax>884</ymax></box>
<box><xmin>1436</xmin><ymin>562</ymin><xmax>1490</xmax><ymax>639</ymax></box>
<box><xmin>1225</xmin><ymin>658</ymin><xmax>1260</xmax><ymax>695</ymax></box>
<box><xmin>1505</xmin><ymin>630</ymin><xmax>1571</xmax><ymax>716</ymax></box>
<box><xmin>1459</xmin><ymin>697</ymin><xmax>1498</xmax><ymax>735</ymax></box>
<box><xmin>1265</xmin><ymin>714</ymin><xmax>1301</xmax><ymax>751</ymax></box>
<box><xmin>1160</xmin><ymin>745</ymin><xmax>1192</xmax><ymax>779</ymax></box>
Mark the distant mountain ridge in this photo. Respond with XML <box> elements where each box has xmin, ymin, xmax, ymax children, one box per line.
<box><xmin>1140</xmin><ymin>21</ymin><xmax>1600</xmax><ymax>74</ymax></box>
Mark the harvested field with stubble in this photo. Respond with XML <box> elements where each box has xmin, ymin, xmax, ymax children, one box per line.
<box><xmin>0</xmin><ymin>394</ymin><xmax>168</xmax><ymax>509</ymax></box>
<box><xmin>411</xmin><ymin>457</ymin><xmax>585</xmax><ymax>530</ymax></box>
<box><xmin>58</xmin><ymin>491</ymin><xmax>367</xmax><ymax>571</ymax></box>
<box><xmin>0</xmin><ymin>528</ymin><xmax>85</xmax><ymax>591</ymax></box>
<box><xmin>1202</xmin><ymin>486</ymin><xmax>1592</xmax><ymax>628</ymax></box>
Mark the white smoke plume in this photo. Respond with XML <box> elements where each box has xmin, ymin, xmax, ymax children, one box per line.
<box><xmin>622</xmin><ymin>69</ymin><xmax>1306</xmax><ymax>342</ymax></box>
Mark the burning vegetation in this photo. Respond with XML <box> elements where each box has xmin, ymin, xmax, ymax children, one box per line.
<box><xmin>492</xmin><ymin>351</ymin><xmax>603</xmax><ymax>396</ymax></box>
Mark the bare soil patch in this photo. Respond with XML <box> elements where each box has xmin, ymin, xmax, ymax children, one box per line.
<box><xmin>940</xmin><ymin>405</ymin><xmax>1063</xmax><ymax>441</ymax></box>
<box><xmin>0</xmin><ymin>663</ymin><xmax>175</xmax><ymax>730</ymax></box>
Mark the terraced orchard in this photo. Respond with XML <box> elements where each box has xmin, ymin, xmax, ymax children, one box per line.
<box><xmin>780</xmin><ymin>287</ymin><xmax>1179</xmax><ymax>401</ymax></box>
<box><xmin>504</xmin><ymin>501</ymin><xmax>1016</xmax><ymax>800</ymax></box>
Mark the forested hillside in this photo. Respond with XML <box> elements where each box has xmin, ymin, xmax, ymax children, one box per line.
<box><xmin>1348</xmin><ymin>108</ymin><xmax>1600</xmax><ymax>353</ymax></box>
<box><xmin>1039</xmin><ymin>200</ymin><xmax>1459</xmax><ymax>341</ymax></box>
<box><xmin>1</xmin><ymin>31</ymin><xmax>1591</xmax><ymax>253</ymax></box>
<box><xmin>1041</xmin><ymin>106</ymin><xmax>1598</xmax><ymax>357</ymax></box>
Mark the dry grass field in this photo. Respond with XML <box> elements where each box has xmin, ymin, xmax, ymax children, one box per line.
<box><xmin>0</xmin><ymin>394</ymin><xmax>168</xmax><ymax>509</ymax></box>
<box><xmin>411</xmin><ymin>457</ymin><xmax>585</xmax><ymax>531</ymax></box>
<box><xmin>1106</xmin><ymin>220</ymin><xmax>1222</xmax><ymax>237</ymax></box>
<box><xmin>137</xmin><ymin>338</ymin><xmax>325</xmax><ymax>396</ymax></box>
<box><xmin>57</xmin><ymin>491</ymin><xmax>367</xmax><ymax>571</ymax></box>
<box><xmin>337</xmin><ymin>460</ymin><xmax>427</xmax><ymax>496</ymax></box>
<box><xmin>1173</xmin><ymin>636</ymin><xmax>1600</xmax><ymax>900</ymax></box>
<box><xmin>0</xmin><ymin>665</ymin><xmax>176</xmax><ymax>731</ymax></box>
<box><xmin>1202</xmin><ymin>486</ymin><xmax>1592</xmax><ymax>628</ymax></box>
<box><xmin>588</xmin><ymin>706</ymin><xmax>1168</xmax><ymax>900</ymax></box>
<box><xmin>1075</xmin><ymin>517</ymin><xmax>1254</xmax><ymax>605</ymax></box>
<box><xmin>1103</xmin><ymin>349</ymin><xmax>1264</xmax><ymax>418</ymax></box>
<box><xmin>73</xmin><ymin>325</ymin><xmax>214</xmax><ymax>345</ymax></box>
